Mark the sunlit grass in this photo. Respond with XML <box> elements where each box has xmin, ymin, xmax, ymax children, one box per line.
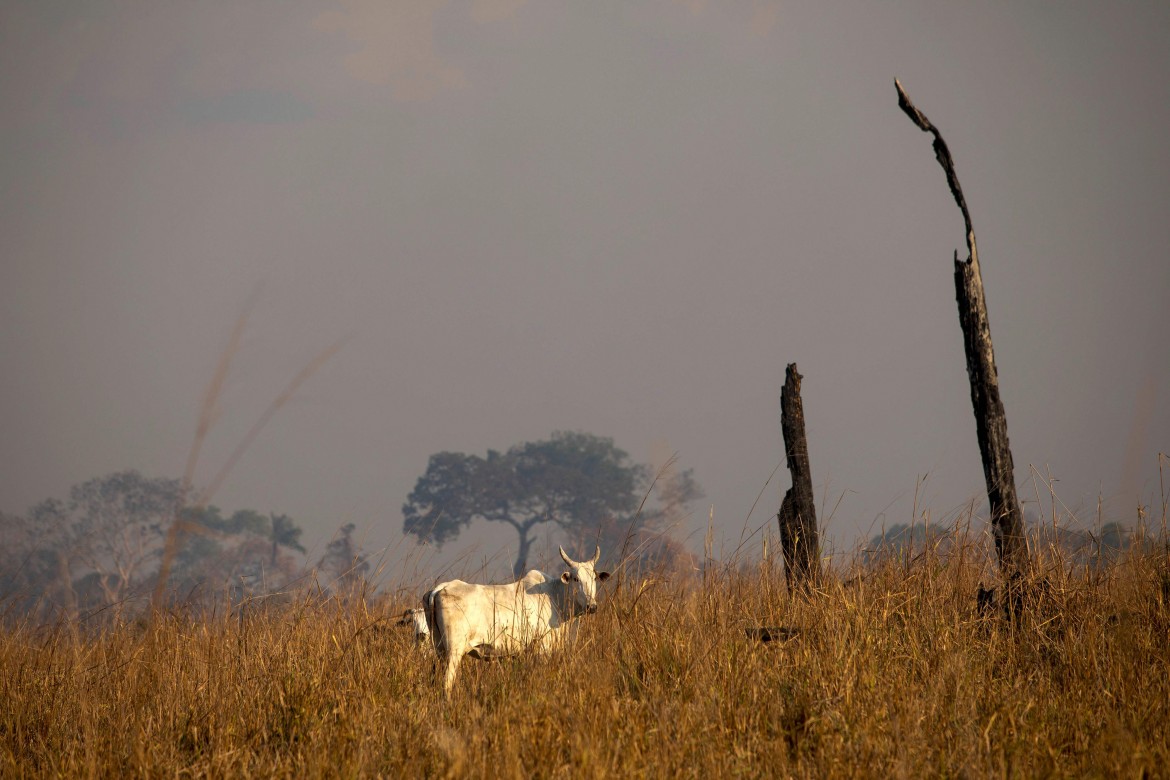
<box><xmin>2</xmin><ymin>531</ymin><xmax>1168</xmax><ymax>778</ymax></box>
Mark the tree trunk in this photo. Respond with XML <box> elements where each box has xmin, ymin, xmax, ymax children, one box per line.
<box><xmin>895</xmin><ymin>78</ymin><xmax>1029</xmax><ymax>587</ymax></box>
<box><xmin>510</xmin><ymin>512</ymin><xmax>561</xmax><ymax>579</ymax></box>
<box><xmin>513</xmin><ymin>527</ymin><xmax>533</xmax><ymax>579</ymax></box>
<box><xmin>778</xmin><ymin>363</ymin><xmax>820</xmax><ymax>591</ymax></box>
<box><xmin>954</xmin><ymin>256</ymin><xmax>1029</xmax><ymax>581</ymax></box>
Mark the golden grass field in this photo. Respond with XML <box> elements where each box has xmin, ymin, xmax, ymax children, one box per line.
<box><xmin>2</xmin><ymin>534</ymin><xmax>1168</xmax><ymax>779</ymax></box>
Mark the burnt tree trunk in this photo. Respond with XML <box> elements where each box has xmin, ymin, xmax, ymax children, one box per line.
<box><xmin>778</xmin><ymin>363</ymin><xmax>820</xmax><ymax>591</ymax></box>
<box><xmin>895</xmin><ymin>78</ymin><xmax>1029</xmax><ymax>585</ymax></box>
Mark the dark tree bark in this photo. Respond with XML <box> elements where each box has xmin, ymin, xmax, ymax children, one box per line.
<box><xmin>778</xmin><ymin>363</ymin><xmax>820</xmax><ymax>591</ymax></box>
<box><xmin>513</xmin><ymin>525</ymin><xmax>534</xmax><ymax>579</ymax></box>
<box><xmin>507</xmin><ymin>514</ymin><xmax>556</xmax><ymax>578</ymax></box>
<box><xmin>895</xmin><ymin>78</ymin><xmax>1030</xmax><ymax>586</ymax></box>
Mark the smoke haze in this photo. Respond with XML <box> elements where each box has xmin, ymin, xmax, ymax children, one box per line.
<box><xmin>3</xmin><ymin>1</ymin><xmax>1167</xmax><ymax>577</ymax></box>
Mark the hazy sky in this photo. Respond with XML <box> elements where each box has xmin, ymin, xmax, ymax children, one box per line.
<box><xmin>3</xmin><ymin>1</ymin><xmax>1167</xmax><ymax>580</ymax></box>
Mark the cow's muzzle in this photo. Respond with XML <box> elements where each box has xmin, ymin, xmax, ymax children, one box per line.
<box><xmin>585</xmin><ymin>603</ymin><xmax>598</xmax><ymax>614</ymax></box>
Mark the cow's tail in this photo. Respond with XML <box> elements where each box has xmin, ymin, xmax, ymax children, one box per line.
<box><xmin>424</xmin><ymin>586</ymin><xmax>448</xmax><ymax>661</ymax></box>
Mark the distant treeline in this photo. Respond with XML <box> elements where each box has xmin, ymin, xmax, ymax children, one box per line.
<box><xmin>863</xmin><ymin>516</ymin><xmax>1139</xmax><ymax>566</ymax></box>
<box><xmin>0</xmin><ymin>470</ymin><xmax>369</xmax><ymax>623</ymax></box>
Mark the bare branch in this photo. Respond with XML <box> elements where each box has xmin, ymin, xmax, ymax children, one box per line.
<box><xmin>895</xmin><ymin>78</ymin><xmax>976</xmax><ymax>262</ymax></box>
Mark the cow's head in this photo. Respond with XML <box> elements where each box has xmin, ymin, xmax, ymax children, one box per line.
<box><xmin>558</xmin><ymin>546</ymin><xmax>611</xmax><ymax>614</ymax></box>
<box><xmin>396</xmin><ymin>607</ymin><xmax>429</xmax><ymax>639</ymax></box>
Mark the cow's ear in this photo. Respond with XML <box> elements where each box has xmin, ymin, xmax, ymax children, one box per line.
<box><xmin>560</xmin><ymin>571</ymin><xmax>571</xmax><ymax>583</ymax></box>
<box><xmin>597</xmin><ymin>571</ymin><xmax>611</xmax><ymax>582</ymax></box>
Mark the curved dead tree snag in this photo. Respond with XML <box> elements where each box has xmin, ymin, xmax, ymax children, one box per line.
<box><xmin>778</xmin><ymin>363</ymin><xmax>821</xmax><ymax>592</ymax></box>
<box><xmin>895</xmin><ymin>78</ymin><xmax>1030</xmax><ymax>592</ymax></box>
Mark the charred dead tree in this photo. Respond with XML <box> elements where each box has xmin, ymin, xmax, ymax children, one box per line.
<box><xmin>778</xmin><ymin>363</ymin><xmax>821</xmax><ymax>592</ymax></box>
<box><xmin>895</xmin><ymin>79</ymin><xmax>1031</xmax><ymax>594</ymax></box>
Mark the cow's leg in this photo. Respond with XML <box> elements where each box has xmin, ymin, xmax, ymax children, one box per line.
<box><xmin>443</xmin><ymin>652</ymin><xmax>462</xmax><ymax>699</ymax></box>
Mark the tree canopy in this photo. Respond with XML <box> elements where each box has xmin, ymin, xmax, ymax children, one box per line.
<box><xmin>402</xmin><ymin>431</ymin><xmax>702</xmax><ymax>576</ymax></box>
<box><xmin>0</xmin><ymin>470</ymin><xmax>309</xmax><ymax>621</ymax></box>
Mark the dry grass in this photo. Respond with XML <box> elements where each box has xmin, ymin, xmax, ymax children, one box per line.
<box><xmin>2</xmin><ymin>537</ymin><xmax>1168</xmax><ymax>779</ymax></box>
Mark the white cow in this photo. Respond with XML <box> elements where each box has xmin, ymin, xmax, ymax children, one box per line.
<box><xmin>424</xmin><ymin>546</ymin><xmax>611</xmax><ymax>697</ymax></box>
<box><xmin>396</xmin><ymin>606</ymin><xmax>430</xmax><ymax>647</ymax></box>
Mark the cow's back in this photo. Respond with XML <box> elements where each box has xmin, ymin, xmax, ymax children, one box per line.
<box><xmin>437</xmin><ymin>581</ymin><xmax>548</xmax><ymax>656</ymax></box>
<box><xmin>428</xmin><ymin>571</ymin><xmax>576</xmax><ymax>697</ymax></box>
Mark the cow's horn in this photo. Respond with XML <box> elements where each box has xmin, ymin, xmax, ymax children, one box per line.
<box><xmin>590</xmin><ymin>546</ymin><xmax>601</xmax><ymax>565</ymax></box>
<box><xmin>559</xmin><ymin>546</ymin><xmax>575</xmax><ymax>565</ymax></box>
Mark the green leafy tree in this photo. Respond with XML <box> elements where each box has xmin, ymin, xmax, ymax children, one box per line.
<box><xmin>403</xmin><ymin>432</ymin><xmax>698</xmax><ymax>576</ymax></box>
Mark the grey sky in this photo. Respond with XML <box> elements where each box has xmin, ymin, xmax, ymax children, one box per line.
<box><xmin>3</xmin><ymin>1</ymin><xmax>1167</xmax><ymax>579</ymax></box>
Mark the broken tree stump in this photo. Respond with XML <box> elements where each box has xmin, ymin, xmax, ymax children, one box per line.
<box><xmin>778</xmin><ymin>363</ymin><xmax>821</xmax><ymax>591</ymax></box>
